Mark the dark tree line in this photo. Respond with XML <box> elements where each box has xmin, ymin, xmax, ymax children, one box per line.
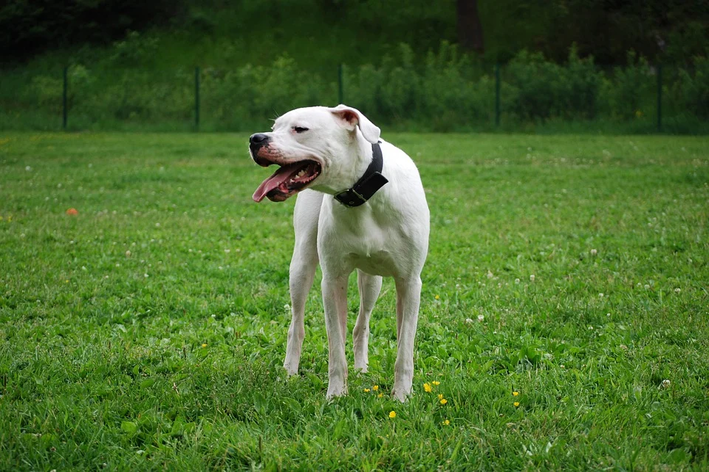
<box><xmin>2</xmin><ymin>0</ymin><xmax>707</xmax><ymax>65</ymax></box>
<box><xmin>0</xmin><ymin>0</ymin><xmax>180</xmax><ymax>61</ymax></box>
<box><xmin>458</xmin><ymin>0</ymin><xmax>708</xmax><ymax>64</ymax></box>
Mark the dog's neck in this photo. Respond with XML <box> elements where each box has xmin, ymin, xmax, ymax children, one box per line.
<box><xmin>312</xmin><ymin>132</ymin><xmax>374</xmax><ymax>196</ymax></box>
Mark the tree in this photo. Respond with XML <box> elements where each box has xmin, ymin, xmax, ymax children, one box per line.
<box><xmin>457</xmin><ymin>0</ymin><xmax>484</xmax><ymax>54</ymax></box>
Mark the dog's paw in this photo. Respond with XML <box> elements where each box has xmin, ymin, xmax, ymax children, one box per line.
<box><xmin>326</xmin><ymin>383</ymin><xmax>348</xmax><ymax>400</ymax></box>
<box><xmin>391</xmin><ymin>385</ymin><xmax>411</xmax><ymax>403</ymax></box>
<box><xmin>283</xmin><ymin>359</ymin><xmax>300</xmax><ymax>376</ymax></box>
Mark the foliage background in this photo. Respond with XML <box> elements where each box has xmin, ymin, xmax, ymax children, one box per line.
<box><xmin>1</xmin><ymin>0</ymin><xmax>708</xmax><ymax>133</ymax></box>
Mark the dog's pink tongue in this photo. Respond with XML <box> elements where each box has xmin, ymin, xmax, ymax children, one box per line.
<box><xmin>252</xmin><ymin>163</ymin><xmax>300</xmax><ymax>202</ymax></box>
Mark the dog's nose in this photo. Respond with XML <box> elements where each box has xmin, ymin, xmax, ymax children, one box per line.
<box><xmin>250</xmin><ymin>133</ymin><xmax>270</xmax><ymax>146</ymax></box>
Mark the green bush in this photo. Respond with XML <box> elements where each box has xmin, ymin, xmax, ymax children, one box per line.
<box><xmin>672</xmin><ymin>55</ymin><xmax>709</xmax><ymax>119</ymax></box>
<box><xmin>343</xmin><ymin>42</ymin><xmax>493</xmax><ymax>131</ymax></box>
<box><xmin>504</xmin><ymin>46</ymin><xmax>602</xmax><ymax>121</ymax></box>
<box><xmin>201</xmin><ymin>56</ymin><xmax>335</xmax><ymax>130</ymax></box>
<box><xmin>418</xmin><ymin>42</ymin><xmax>493</xmax><ymax>130</ymax></box>
<box><xmin>68</xmin><ymin>68</ymin><xmax>193</xmax><ymax>127</ymax></box>
<box><xmin>504</xmin><ymin>50</ymin><xmax>564</xmax><ymax>120</ymax></box>
<box><xmin>1</xmin><ymin>42</ymin><xmax>708</xmax><ymax>132</ymax></box>
<box><xmin>601</xmin><ymin>51</ymin><xmax>654</xmax><ymax>120</ymax></box>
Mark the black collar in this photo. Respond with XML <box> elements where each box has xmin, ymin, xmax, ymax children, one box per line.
<box><xmin>334</xmin><ymin>142</ymin><xmax>389</xmax><ymax>207</ymax></box>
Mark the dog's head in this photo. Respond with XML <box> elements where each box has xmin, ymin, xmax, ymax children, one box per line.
<box><xmin>249</xmin><ymin>105</ymin><xmax>380</xmax><ymax>202</ymax></box>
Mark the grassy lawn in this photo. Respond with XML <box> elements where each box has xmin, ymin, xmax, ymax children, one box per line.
<box><xmin>0</xmin><ymin>131</ymin><xmax>708</xmax><ymax>470</ymax></box>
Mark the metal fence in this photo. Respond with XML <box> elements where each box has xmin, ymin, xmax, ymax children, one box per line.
<box><xmin>0</xmin><ymin>62</ymin><xmax>706</xmax><ymax>133</ymax></box>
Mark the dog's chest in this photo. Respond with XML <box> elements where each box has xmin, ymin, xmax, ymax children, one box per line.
<box><xmin>319</xmin><ymin>208</ymin><xmax>404</xmax><ymax>277</ymax></box>
<box><xmin>344</xmin><ymin>249</ymin><xmax>396</xmax><ymax>277</ymax></box>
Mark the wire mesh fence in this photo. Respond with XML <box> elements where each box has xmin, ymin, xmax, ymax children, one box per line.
<box><xmin>1</xmin><ymin>60</ymin><xmax>707</xmax><ymax>133</ymax></box>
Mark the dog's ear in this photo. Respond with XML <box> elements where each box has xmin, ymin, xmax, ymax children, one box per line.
<box><xmin>329</xmin><ymin>105</ymin><xmax>381</xmax><ymax>144</ymax></box>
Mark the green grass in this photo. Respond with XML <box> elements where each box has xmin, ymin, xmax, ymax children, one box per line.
<box><xmin>1</xmin><ymin>131</ymin><xmax>708</xmax><ymax>470</ymax></box>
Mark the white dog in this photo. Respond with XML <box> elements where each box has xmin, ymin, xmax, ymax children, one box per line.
<box><xmin>249</xmin><ymin>105</ymin><xmax>429</xmax><ymax>401</ymax></box>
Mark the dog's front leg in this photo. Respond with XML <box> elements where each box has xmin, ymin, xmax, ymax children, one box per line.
<box><xmin>353</xmin><ymin>270</ymin><xmax>382</xmax><ymax>372</ymax></box>
<box><xmin>322</xmin><ymin>274</ymin><xmax>349</xmax><ymax>398</ymax></box>
<box><xmin>284</xmin><ymin>190</ymin><xmax>322</xmax><ymax>376</ymax></box>
<box><xmin>392</xmin><ymin>276</ymin><xmax>422</xmax><ymax>402</ymax></box>
<box><xmin>284</xmin><ymin>249</ymin><xmax>318</xmax><ymax>375</ymax></box>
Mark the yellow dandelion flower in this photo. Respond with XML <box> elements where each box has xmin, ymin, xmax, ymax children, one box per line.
<box><xmin>437</xmin><ymin>393</ymin><xmax>443</xmax><ymax>400</ymax></box>
<box><xmin>377</xmin><ymin>393</ymin><xmax>383</xmax><ymax>398</ymax></box>
<box><xmin>364</xmin><ymin>388</ymin><xmax>370</xmax><ymax>393</ymax></box>
<box><xmin>389</xmin><ymin>411</ymin><xmax>396</xmax><ymax>419</ymax></box>
<box><xmin>514</xmin><ymin>402</ymin><xmax>520</xmax><ymax>407</ymax></box>
<box><xmin>435</xmin><ymin>294</ymin><xmax>440</xmax><ymax>300</ymax></box>
<box><xmin>440</xmin><ymin>398</ymin><xmax>448</xmax><ymax>405</ymax></box>
<box><xmin>424</xmin><ymin>383</ymin><xmax>432</xmax><ymax>393</ymax></box>
<box><xmin>513</xmin><ymin>391</ymin><xmax>519</xmax><ymax>396</ymax></box>
<box><xmin>442</xmin><ymin>419</ymin><xmax>450</xmax><ymax>426</ymax></box>
<box><xmin>373</xmin><ymin>385</ymin><xmax>379</xmax><ymax>391</ymax></box>
<box><xmin>432</xmin><ymin>381</ymin><xmax>440</xmax><ymax>386</ymax></box>
<box><xmin>201</xmin><ymin>343</ymin><xmax>207</xmax><ymax>348</ymax></box>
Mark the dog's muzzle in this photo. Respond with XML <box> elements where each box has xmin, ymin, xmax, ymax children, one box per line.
<box><xmin>249</xmin><ymin>133</ymin><xmax>322</xmax><ymax>203</ymax></box>
<box><xmin>249</xmin><ymin>133</ymin><xmax>271</xmax><ymax>165</ymax></box>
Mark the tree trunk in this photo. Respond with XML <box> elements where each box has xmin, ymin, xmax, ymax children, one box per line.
<box><xmin>457</xmin><ymin>0</ymin><xmax>484</xmax><ymax>54</ymax></box>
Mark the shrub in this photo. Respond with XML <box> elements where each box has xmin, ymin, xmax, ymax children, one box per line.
<box><xmin>672</xmin><ymin>55</ymin><xmax>709</xmax><ymax>119</ymax></box>
<box><xmin>561</xmin><ymin>46</ymin><xmax>602</xmax><ymax>119</ymax></box>
<box><xmin>3</xmin><ymin>41</ymin><xmax>709</xmax><ymax>132</ymax></box>
<box><xmin>504</xmin><ymin>50</ymin><xmax>562</xmax><ymax>120</ymax></box>
<box><xmin>601</xmin><ymin>51</ymin><xmax>654</xmax><ymax>120</ymax></box>
<box><xmin>504</xmin><ymin>46</ymin><xmax>602</xmax><ymax>121</ymax></box>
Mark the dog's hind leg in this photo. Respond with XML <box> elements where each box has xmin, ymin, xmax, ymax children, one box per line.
<box><xmin>353</xmin><ymin>270</ymin><xmax>382</xmax><ymax>372</ymax></box>
<box><xmin>284</xmin><ymin>191</ymin><xmax>323</xmax><ymax>376</ymax></box>
<box><xmin>391</xmin><ymin>276</ymin><xmax>422</xmax><ymax>402</ymax></box>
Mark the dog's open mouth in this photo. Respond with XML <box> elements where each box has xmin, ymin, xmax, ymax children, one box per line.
<box><xmin>252</xmin><ymin>160</ymin><xmax>322</xmax><ymax>202</ymax></box>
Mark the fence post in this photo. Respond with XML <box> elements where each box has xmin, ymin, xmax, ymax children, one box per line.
<box><xmin>495</xmin><ymin>63</ymin><xmax>500</xmax><ymax>127</ymax></box>
<box><xmin>195</xmin><ymin>66</ymin><xmax>200</xmax><ymax>131</ymax></box>
<box><xmin>63</xmin><ymin>66</ymin><xmax>68</xmax><ymax>130</ymax></box>
<box><xmin>338</xmin><ymin>64</ymin><xmax>344</xmax><ymax>104</ymax></box>
<box><xmin>656</xmin><ymin>64</ymin><xmax>662</xmax><ymax>132</ymax></box>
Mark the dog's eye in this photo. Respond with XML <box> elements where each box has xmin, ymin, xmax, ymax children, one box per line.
<box><xmin>293</xmin><ymin>126</ymin><xmax>309</xmax><ymax>134</ymax></box>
